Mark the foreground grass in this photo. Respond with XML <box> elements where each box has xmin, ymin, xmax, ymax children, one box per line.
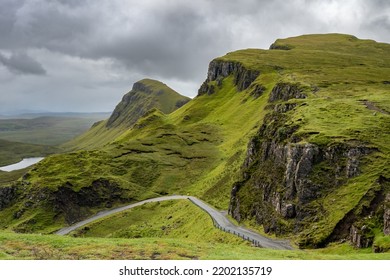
<box><xmin>1</xmin><ymin>199</ymin><xmax>387</xmax><ymax>260</ymax></box>
<box><xmin>1</xmin><ymin>231</ymin><xmax>389</xmax><ymax>260</ymax></box>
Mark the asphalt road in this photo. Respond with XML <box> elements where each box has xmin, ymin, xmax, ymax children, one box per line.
<box><xmin>55</xmin><ymin>195</ymin><xmax>293</xmax><ymax>250</ymax></box>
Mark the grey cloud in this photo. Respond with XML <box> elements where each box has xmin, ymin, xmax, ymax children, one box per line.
<box><xmin>89</xmin><ymin>3</ymin><xmax>228</xmax><ymax>80</ymax></box>
<box><xmin>3</xmin><ymin>0</ymin><xmax>388</xmax><ymax>81</ymax></box>
<box><xmin>0</xmin><ymin>0</ymin><xmax>389</xmax><ymax>113</ymax></box>
<box><xmin>0</xmin><ymin>52</ymin><xmax>46</xmax><ymax>75</ymax></box>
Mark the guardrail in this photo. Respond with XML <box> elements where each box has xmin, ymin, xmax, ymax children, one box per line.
<box><xmin>188</xmin><ymin>197</ymin><xmax>263</xmax><ymax>248</ymax></box>
<box><xmin>214</xmin><ymin>222</ymin><xmax>263</xmax><ymax>248</ymax></box>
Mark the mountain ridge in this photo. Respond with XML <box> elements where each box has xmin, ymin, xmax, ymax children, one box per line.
<box><xmin>107</xmin><ymin>78</ymin><xmax>190</xmax><ymax>128</ymax></box>
<box><xmin>62</xmin><ymin>78</ymin><xmax>190</xmax><ymax>150</ymax></box>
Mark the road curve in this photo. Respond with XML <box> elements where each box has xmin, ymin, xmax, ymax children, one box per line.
<box><xmin>55</xmin><ymin>195</ymin><xmax>293</xmax><ymax>250</ymax></box>
<box><xmin>55</xmin><ymin>195</ymin><xmax>190</xmax><ymax>236</ymax></box>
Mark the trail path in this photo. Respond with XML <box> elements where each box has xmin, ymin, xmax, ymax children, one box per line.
<box><xmin>56</xmin><ymin>195</ymin><xmax>293</xmax><ymax>250</ymax></box>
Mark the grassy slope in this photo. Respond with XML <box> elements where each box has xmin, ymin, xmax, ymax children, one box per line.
<box><xmin>63</xmin><ymin>79</ymin><xmax>191</xmax><ymax>151</ymax></box>
<box><xmin>3</xmin><ymin>231</ymin><xmax>390</xmax><ymax>260</ymax></box>
<box><xmin>136</xmin><ymin>78</ymin><xmax>191</xmax><ymax>114</ymax></box>
<box><xmin>0</xmin><ymin>139</ymin><xmax>58</xmax><ymax>166</ymax></box>
<box><xmin>28</xmin><ymin>76</ymin><xmax>267</xmax><ymax>206</ymax></box>
<box><xmin>1</xmin><ymin>199</ymin><xmax>389</xmax><ymax>259</ymax></box>
<box><xmin>71</xmin><ymin>200</ymin><xmax>246</xmax><ymax>244</ymax></box>
<box><xmin>59</xmin><ymin>119</ymin><xmax>125</xmax><ymax>151</ymax></box>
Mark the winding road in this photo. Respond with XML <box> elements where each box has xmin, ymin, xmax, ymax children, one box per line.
<box><xmin>55</xmin><ymin>195</ymin><xmax>293</xmax><ymax>250</ymax></box>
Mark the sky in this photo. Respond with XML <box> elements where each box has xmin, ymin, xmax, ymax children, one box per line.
<box><xmin>0</xmin><ymin>0</ymin><xmax>389</xmax><ymax>114</ymax></box>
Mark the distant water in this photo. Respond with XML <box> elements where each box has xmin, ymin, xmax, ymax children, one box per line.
<box><xmin>0</xmin><ymin>157</ymin><xmax>45</xmax><ymax>172</ymax></box>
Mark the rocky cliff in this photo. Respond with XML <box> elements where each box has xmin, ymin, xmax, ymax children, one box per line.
<box><xmin>198</xmin><ymin>60</ymin><xmax>260</xmax><ymax>95</ymax></box>
<box><xmin>229</xmin><ymin>77</ymin><xmax>390</xmax><ymax>249</ymax></box>
<box><xmin>0</xmin><ymin>186</ymin><xmax>16</xmax><ymax>210</ymax></box>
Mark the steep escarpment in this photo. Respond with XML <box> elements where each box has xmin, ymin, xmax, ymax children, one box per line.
<box><xmin>228</xmin><ymin>34</ymin><xmax>390</xmax><ymax>249</ymax></box>
<box><xmin>229</xmin><ymin>98</ymin><xmax>382</xmax><ymax>247</ymax></box>
<box><xmin>198</xmin><ymin>60</ymin><xmax>260</xmax><ymax>95</ymax></box>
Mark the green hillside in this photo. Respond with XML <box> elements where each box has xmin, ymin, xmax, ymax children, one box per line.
<box><xmin>0</xmin><ymin>34</ymin><xmax>389</xmax><ymax>257</ymax></box>
<box><xmin>0</xmin><ymin>139</ymin><xmax>58</xmax><ymax>166</ymax></box>
<box><xmin>62</xmin><ymin>78</ymin><xmax>191</xmax><ymax>150</ymax></box>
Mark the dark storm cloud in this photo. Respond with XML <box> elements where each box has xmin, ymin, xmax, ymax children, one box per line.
<box><xmin>89</xmin><ymin>2</ymin><xmax>228</xmax><ymax>80</ymax></box>
<box><xmin>2</xmin><ymin>0</ymin><xmax>389</xmax><ymax>80</ymax></box>
<box><xmin>0</xmin><ymin>52</ymin><xmax>46</xmax><ymax>75</ymax></box>
<box><xmin>0</xmin><ymin>0</ymin><xmax>389</xmax><ymax>113</ymax></box>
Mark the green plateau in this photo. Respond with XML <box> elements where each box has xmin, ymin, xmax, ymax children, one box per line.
<box><xmin>0</xmin><ymin>34</ymin><xmax>389</xmax><ymax>259</ymax></box>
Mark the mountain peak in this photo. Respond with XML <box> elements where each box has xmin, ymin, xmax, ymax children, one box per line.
<box><xmin>132</xmin><ymin>78</ymin><xmax>168</xmax><ymax>93</ymax></box>
<box><xmin>106</xmin><ymin>79</ymin><xmax>190</xmax><ymax>128</ymax></box>
<box><xmin>269</xmin><ymin>33</ymin><xmax>378</xmax><ymax>50</ymax></box>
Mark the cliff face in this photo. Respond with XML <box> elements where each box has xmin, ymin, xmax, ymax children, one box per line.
<box><xmin>228</xmin><ymin>79</ymin><xmax>389</xmax><ymax>248</ymax></box>
<box><xmin>198</xmin><ymin>60</ymin><xmax>260</xmax><ymax>95</ymax></box>
<box><xmin>0</xmin><ymin>186</ymin><xmax>16</xmax><ymax>210</ymax></box>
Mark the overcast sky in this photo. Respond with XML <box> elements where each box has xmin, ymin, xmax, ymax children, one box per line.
<box><xmin>0</xmin><ymin>0</ymin><xmax>389</xmax><ymax>114</ymax></box>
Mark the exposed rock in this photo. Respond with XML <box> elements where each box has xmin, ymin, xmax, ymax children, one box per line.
<box><xmin>53</xmin><ymin>179</ymin><xmax>123</xmax><ymax>224</ymax></box>
<box><xmin>281</xmin><ymin>203</ymin><xmax>296</xmax><ymax>218</ymax></box>
<box><xmin>198</xmin><ymin>82</ymin><xmax>215</xmax><ymax>95</ymax></box>
<box><xmin>285</xmin><ymin>143</ymin><xmax>320</xmax><ymax>203</ymax></box>
<box><xmin>269</xmin><ymin>82</ymin><xmax>306</xmax><ymax>102</ymax></box>
<box><xmin>345</xmin><ymin>147</ymin><xmax>372</xmax><ymax>178</ymax></box>
<box><xmin>350</xmin><ymin>224</ymin><xmax>373</xmax><ymax>248</ymax></box>
<box><xmin>250</xmin><ymin>84</ymin><xmax>266</xmax><ymax>98</ymax></box>
<box><xmin>198</xmin><ymin>60</ymin><xmax>260</xmax><ymax>95</ymax></box>
<box><xmin>132</xmin><ymin>81</ymin><xmax>154</xmax><ymax>94</ymax></box>
<box><xmin>269</xmin><ymin>43</ymin><xmax>292</xmax><ymax>50</ymax></box>
<box><xmin>385</xmin><ymin>193</ymin><xmax>390</xmax><ymax>235</ymax></box>
<box><xmin>230</xmin><ymin>183</ymin><xmax>242</xmax><ymax>222</ymax></box>
<box><xmin>229</xmin><ymin>107</ymin><xmax>376</xmax><ymax>246</ymax></box>
<box><xmin>274</xmin><ymin>103</ymin><xmax>297</xmax><ymax>113</ymax></box>
<box><xmin>0</xmin><ymin>186</ymin><xmax>17</xmax><ymax>210</ymax></box>
<box><xmin>107</xmin><ymin>91</ymin><xmax>143</xmax><ymax>127</ymax></box>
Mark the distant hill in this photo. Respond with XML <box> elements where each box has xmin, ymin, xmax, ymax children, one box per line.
<box><xmin>63</xmin><ymin>78</ymin><xmax>190</xmax><ymax>150</ymax></box>
<box><xmin>0</xmin><ymin>113</ymin><xmax>110</xmax><ymax>146</ymax></box>
<box><xmin>0</xmin><ymin>112</ymin><xmax>111</xmax><ymax>119</ymax></box>
<box><xmin>107</xmin><ymin>78</ymin><xmax>190</xmax><ymax>128</ymax></box>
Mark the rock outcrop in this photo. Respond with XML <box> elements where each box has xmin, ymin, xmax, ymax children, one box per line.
<box><xmin>0</xmin><ymin>186</ymin><xmax>17</xmax><ymax>210</ymax></box>
<box><xmin>385</xmin><ymin>194</ymin><xmax>390</xmax><ymax>235</ymax></box>
<box><xmin>52</xmin><ymin>179</ymin><xmax>123</xmax><ymax>224</ymax></box>
<box><xmin>198</xmin><ymin>60</ymin><xmax>260</xmax><ymax>95</ymax></box>
<box><xmin>269</xmin><ymin>82</ymin><xmax>306</xmax><ymax>102</ymax></box>
<box><xmin>230</xmin><ymin>135</ymin><xmax>374</xmax><ymax>237</ymax></box>
<box><xmin>350</xmin><ymin>224</ymin><xmax>374</xmax><ymax>248</ymax></box>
